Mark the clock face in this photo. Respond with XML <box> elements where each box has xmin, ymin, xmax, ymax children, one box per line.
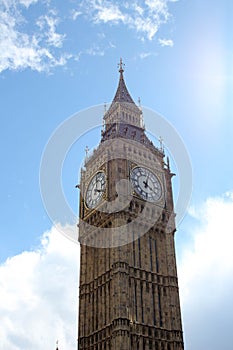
<box><xmin>130</xmin><ymin>167</ymin><xmax>162</xmax><ymax>202</ymax></box>
<box><xmin>85</xmin><ymin>171</ymin><xmax>106</xmax><ymax>209</ymax></box>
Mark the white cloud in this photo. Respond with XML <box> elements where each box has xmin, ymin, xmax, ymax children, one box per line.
<box><xmin>133</xmin><ymin>3</ymin><xmax>144</xmax><ymax>16</ymax></box>
<box><xmin>86</xmin><ymin>45</ymin><xmax>105</xmax><ymax>57</ymax></box>
<box><xmin>179</xmin><ymin>192</ymin><xmax>233</xmax><ymax>350</ymax></box>
<box><xmin>18</xmin><ymin>0</ymin><xmax>38</xmax><ymax>8</ymax></box>
<box><xmin>79</xmin><ymin>0</ymin><xmax>176</xmax><ymax>41</ymax></box>
<box><xmin>145</xmin><ymin>0</ymin><xmax>168</xmax><ymax>16</ymax></box>
<box><xmin>159</xmin><ymin>38</ymin><xmax>174</xmax><ymax>46</ymax></box>
<box><xmin>0</xmin><ymin>226</ymin><xmax>79</xmax><ymax>350</ymax></box>
<box><xmin>138</xmin><ymin>51</ymin><xmax>158</xmax><ymax>59</ymax></box>
<box><xmin>93</xmin><ymin>3</ymin><xmax>126</xmax><ymax>24</ymax></box>
<box><xmin>71</xmin><ymin>9</ymin><xmax>82</xmax><ymax>21</ymax></box>
<box><xmin>83</xmin><ymin>40</ymin><xmax>116</xmax><ymax>58</ymax></box>
<box><xmin>36</xmin><ymin>11</ymin><xmax>66</xmax><ymax>48</ymax></box>
<box><xmin>0</xmin><ymin>1</ymin><xmax>69</xmax><ymax>73</ymax></box>
<box><xmin>139</xmin><ymin>52</ymin><xmax>152</xmax><ymax>59</ymax></box>
<box><xmin>0</xmin><ymin>0</ymin><xmax>178</xmax><ymax>73</ymax></box>
<box><xmin>133</xmin><ymin>16</ymin><xmax>159</xmax><ymax>40</ymax></box>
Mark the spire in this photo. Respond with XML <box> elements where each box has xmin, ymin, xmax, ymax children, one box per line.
<box><xmin>111</xmin><ymin>58</ymin><xmax>135</xmax><ymax>105</ymax></box>
<box><xmin>102</xmin><ymin>58</ymin><xmax>143</xmax><ymax>135</ymax></box>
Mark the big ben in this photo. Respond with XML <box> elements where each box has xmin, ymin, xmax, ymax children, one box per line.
<box><xmin>77</xmin><ymin>60</ymin><xmax>184</xmax><ymax>350</ymax></box>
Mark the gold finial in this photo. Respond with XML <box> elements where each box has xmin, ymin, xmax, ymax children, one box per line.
<box><xmin>118</xmin><ymin>58</ymin><xmax>125</xmax><ymax>73</ymax></box>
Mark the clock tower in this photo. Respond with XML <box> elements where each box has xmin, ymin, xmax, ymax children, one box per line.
<box><xmin>77</xmin><ymin>60</ymin><xmax>184</xmax><ymax>350</ymax></box>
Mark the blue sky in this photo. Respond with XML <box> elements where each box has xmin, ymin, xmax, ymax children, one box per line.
<box><xmin>0</xmin><ymin>0</ymin><xmax>233</xmax><ymax>349</ymax></box>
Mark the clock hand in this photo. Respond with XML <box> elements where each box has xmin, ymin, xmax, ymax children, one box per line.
<box><xmin>143</xmin><ymin>172</ymin><xmax>150</xmax><ymax>188</ymax></box>
<box><xmin>142</xmin><ymin>181</ymin><xmax>157</xmax><ymax>194</ymax></box>
<box><xmin>143</xmin><ymin>180</ymin><xmax>149</xmax><ymax>189</ymax></box>
<box><xmin>94</xmin><ymin>179</ymin><xmax>101</xmax><ymax>193</ymax></box>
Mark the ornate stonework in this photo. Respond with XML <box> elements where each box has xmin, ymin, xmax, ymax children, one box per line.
<box><xmin>77</xmin><ymin>61</ymin><xmax>184</xmax><ymax>350</ymax></box>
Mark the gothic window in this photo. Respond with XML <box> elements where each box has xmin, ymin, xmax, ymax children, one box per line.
<box><xmin>158</xmin><ymin>286</ymin><xmax>163</xmax><ymax>327</ymax></box>
<box><xmin>154</xmin><ymin>239</ymin><xmax>159</xmax><ymax>273</ymax></box>
<box><xmin>131</xmin><ymin>130</ymin><xmax>136</xmax><ymax>139</ymax></box>
<box><xmin>95</xmin><ymin>294</ymin><xmax>99</xmax><ymax>328</ymax></box>
<box><xmin>134</xmin><ymin>280</ymin><xmax>138</xmax><ymax>321</ymax></box>
<box><xmin>132</xmin><ymin>233</ymin><xmax>136</xmax><ymax>265</ymax></box>
<box><xmin>123</xmin><ymin>126</ymin><xmax>128</xmax><ymax>134</ymax></box>
<box><xmin>131</xmin><ymin>336</ymin><xmax>134</xmax><ymax>348</ymax></box>
<box><xmin>141</xmin><ymin>282</ymin><xmax>144</xmax><ymax>323</ymax></box>
<box><xmin>152</xmin><ymin>284</ymin><xmax>156</xmax><ymax>326</ymax></box>
<box><xmin>138</xmin><ymin>238</ymin><xmax>141</xmax><ymax>268</ymax></box>
<box><xmin>149</xmin><ymin>237</ymin><xmax>153</xmax><ymax>270</ymax></box>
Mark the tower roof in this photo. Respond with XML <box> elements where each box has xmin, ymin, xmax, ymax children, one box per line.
<box><xmin>111</xmin><ymin>58</ymin><xmax>136</xmax><ymax>105</ymax></box>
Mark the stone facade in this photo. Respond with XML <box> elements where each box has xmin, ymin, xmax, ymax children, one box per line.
<box><xmin>77</xmin><ymin>62</ymin><xmax>184</xmax><ymax>350</ymax></box>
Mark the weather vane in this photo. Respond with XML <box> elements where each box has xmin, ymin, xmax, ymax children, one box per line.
<box><xmin>118</xmin><ymin>58</ymin><xmax>125</xmax><ymax>73</ymax></box>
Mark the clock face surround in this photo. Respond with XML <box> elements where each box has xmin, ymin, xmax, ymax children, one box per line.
<box><xmin>85</xmin><ymin>171</ymin><xmax>106</xmax><ymax>209</ymax></box>
<box><xmin>130</xmin><ymin>166</ymin><xmax>162</xmax><ymax>202</ymax></box>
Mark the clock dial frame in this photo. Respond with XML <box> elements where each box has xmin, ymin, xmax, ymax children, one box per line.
<box><xmin>130</xmin><ymin>166</ymin><xmax>162</xmax><ymax>203</ymax></box>
<box><xmin>85</xmin><ymin>171</ymin><xmax>106</xmax><ymax>209</ymax></box>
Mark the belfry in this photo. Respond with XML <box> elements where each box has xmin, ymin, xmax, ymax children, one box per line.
<box><xmin>77</xmin><ymin>60</ymin><xmax>184</xmax><ymax>350</ymax></box>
